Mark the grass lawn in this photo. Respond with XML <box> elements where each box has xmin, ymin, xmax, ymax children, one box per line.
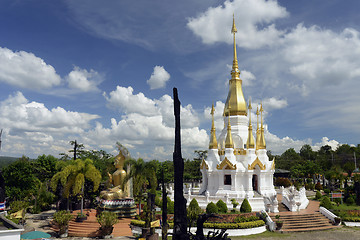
<box><xmin>331</xmin><ymin>204</ymin><xmax>360</xmax><ymax>211</ymax></box>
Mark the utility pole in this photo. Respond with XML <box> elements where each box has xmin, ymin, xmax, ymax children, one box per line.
<box><xmin>0</xmin><ymin>129</ymin><xmax>2</xmax><ymax>151</ymax></box>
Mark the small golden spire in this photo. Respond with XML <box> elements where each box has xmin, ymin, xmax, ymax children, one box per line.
<box><xmin>258</xmin><ymin>102</ymin><xmax>266</xmax><ymax>149</ymax></box>
<box><xmin>246</xmin><ymin>98</ymin><xmax>255</xmax><ymax>149</ymax></box>
<box><xmin>209</xmin><ymin>103</ymin><xmax>218</xmax><ymax>149</ymax></box>
<box><xmin>223</xmin><ymin>15</ymin><xmax>247</xmax><ymax>117</ymax></box>
<box><xmin>225</xmin><ymin>110</ymin><xmax>234</xmax><ymax>148</ymax></box>
<box><xmin>256</xmin><ymin>105</ymin><xmax>260</xmax><ymax>150</ymax></box>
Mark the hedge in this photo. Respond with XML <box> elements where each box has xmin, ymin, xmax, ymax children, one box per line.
<box><xmin>234</xmin><ymin>215</ymin><xmax>259</xmax><ymax>223</ymax></box>
<box><xmin>216</xmin><ymin>200</ymin><xmax>228</xmax><ymax>213</ymax></box>
<box><xmin>342</xmin><ymin>217</ymin><xmax>360</xmax><ymax>222</ymax></box>
<box><xmin>203</xmin><ymin>220</ymin><xmax>265</xmax><ymax>229</ymax></box>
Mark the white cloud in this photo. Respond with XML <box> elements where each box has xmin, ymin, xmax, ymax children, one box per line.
<box><xmin>240</xmin><ymin>70</ymin><xmax>256</xmax><ymax>86</ymax></box>
<box><xmin>147</xmin><ymin>66</ymin><xmax>170</xmax><ymax>90</ymax></box>
<box><xmin>282</xmin><ymin>25</ymin><xmax>360</xmax><ymax>96</ymax></box>
<box><xmin>0</xmin><ymin>47</ymin><xmax>61</xmax><ymax>89</ymax></box>
<box><xmin>262</xmin><ymin>97</ymin><xmax>288</xmax><ymax>111</ymax></box>
<box><xmin>312</xmin><ymin>137</ymin><xmax>339</xmax><ymax>151</ymax></box>
<box><xmin>66</xmin><ymin>66</ymin><xmax>103</xmax><ymax>92</ymax></box>
<box><xmin>187</xmin><ymin>0</ymin><xmax>288</xmax><ymax>49</ymax></box>
<box><xmin>0</xmin><ymin>92</ymin><xmax>100</xmax><ymax>157</ymax></box>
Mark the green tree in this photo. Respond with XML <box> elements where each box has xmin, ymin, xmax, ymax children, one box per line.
<box><xmin>124</xmin><ymin>158</ymin><xmax>157</xmax><ymax>213</ymax></box>
<box><xmin>240</xmin><ymin>198</ymin><xmax>252</xmax><ymax>213</ymax></box>
<box><xmin>187</xmin><ymin>198</ymin><xmax>202</xmax><ymax>230</ymax></box>
<box><xmin>300</xmin><ymin>144</ymin><xmax>316</xmax><ymax>161</ymax></box>
<box><xmin>34</xmin><ymin>154</ymin><xmax>58</xmax><ymax>182</ymax></box>
<box><xmin>277</xmin><ymin>148</ymin><xmax>301</xmax><ymax>170</ymax></box>
<box><xmin>3</xmin><ymin>156</ymin><xmax>40</xmax><ymax>200</ymax></box>
<box><xmin>51</xmin><ymin>158</ymin><xmax>101</xmax><ymax>214</ymax></box>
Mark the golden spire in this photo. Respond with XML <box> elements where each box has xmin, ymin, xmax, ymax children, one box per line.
<box><xmin>223</xmin><ymin>15</ymin><xmax>247</xmax><ymax>117</ymax></box>
<box><xmin>256</xmin><ymin>105</ymin><xmax>260</xmax><ymax>150</ymax></box>
<box><xmin>209</xmin><ymin>103</ymin><xmax>218</xmax><ymax>149</ymax></box>
<box><xmin>258</xmin><ymin>102</ymin><xmax>266</xmax><ymax>149</ymax></box>
<box><xmin>246</xmin><ymin>98</ymin><xmax>255</xmax><ymax>149</ymax></box>
<box><xmin>225</xmin><ymin>110</ymin><xmax>234</xmax><ymax>148</ymax></box>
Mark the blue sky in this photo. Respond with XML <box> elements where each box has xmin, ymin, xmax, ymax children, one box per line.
<box><xmin>0</xmin><ymin>0</ymin><xmax>359</xmax><ymax>160</ymax></box>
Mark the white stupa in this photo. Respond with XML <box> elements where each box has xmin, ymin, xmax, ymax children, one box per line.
<box><xmin>183</xmin><ymin>17</ymin><xmax>278</xmax><ymax>212</ymax></box>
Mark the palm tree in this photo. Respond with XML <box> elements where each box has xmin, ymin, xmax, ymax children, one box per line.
<box><xmin>51</xmin><ymin>158</ymin><xmax>101</xmax><ymax>215</ymax></box>
<box><xmin>124</xmin><ymin>158</ymin><xmax>157</xmax><ymax>213</ymax></box>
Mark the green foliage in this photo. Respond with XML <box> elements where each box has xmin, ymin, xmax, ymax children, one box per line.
<box><xmin>80</xmin><ymin>150</ymin><xmax>115</xmax><ymax>180</ymax></box>
<box><xmin>240</xmin><ymin>198</ymin><xmax>252</xmax><ymax>213</ymax></box>
<box><xmin>206</xmin><ymin>202</ymin><xmax>218</xmax><ymax>214</ymax></box>
<box><xmin>346</xmin><ymin>196</ymin><xmax>355</xmax><ymax>205</ymax></box>
<box><xmin>34</xmin><ymin>155</ymin><xmax>58</xmax><ymax>182</ymax></box>
<box><xmin>35</xmin><ymin>183</ymin><xmax>55</xmax><ymax>211</ymax></box>
<box><xmin>187</xmin><ymin>198</ymin><xmax>202</xmax><ymax>227</ymax></box>
<box><xmin>51</xmin><ymin>158</ymin><xmax>101</xmax><ymax>198</ymax></box>
<box><xmin>231</xmin><ymin>199</ymin><xmax>239</xmax><ymax>209</ymax></box>
<box><xmin>9</xmin><ymin>200</ymin><xmax>29</xmax><ymax>213</ymax></box>
<box><xmin>154</xmin><ymin>196</ymin><xmax>162</xmax><ymax>208</ymax></box>
<box><xmin>97</xmin><ymin>211</ymin><xmax>119</xmax><ymax>227</ymax></box>
<box><xmin>234</xmin><ymin>215</ymin><xmax>259</xmax><ymax>223</ymax></box>
<box><xmin>53</xmin><ymin>210</ymin><xmax>73</xmax><ymax>227</ymax></box>
<box><xmin>167</xmin><ymin>197</ymin><xmax>174</xmax><ymax>214</ymax></box>
<box><xmin>2</xmin><ymin>156</ymin><xmax>41</xmax><ymax>200</ymax></box>
<box><xmin>315</xmin><ymin>190</ymin><xmax>322</xmax><ymax>200</ymax></box>
<box><xmin>203</xmin><ymin>220</ymin><xmax>265</xmax><ymax>229</ymax></box>
<box><xmin>320</xmin><ymin>196</ymin><xmax>332</xmax><ymax>209</ymax></box>
<box><xmin>124</xmin><ymin>158</ymin><xmax>157</xmax><ymax>198</ymax></box>
<box><xmin>342</xmin><ymin>216</ymin><xmax>360</xmax><ymax>222</ymax></box>
<box><xmin>216</xmin><ymin>199</ymin><xmax>228</xmax><ymax>213</ymax></box>
<box><xmin>130</xmin><ymin>219</ymin><xmax>145</xmax><ymax>227</ymax></box>
<box><xmin>275</xmin><ymin>177</ymin><xmax>291</xmax><ymax>187</ymax></box>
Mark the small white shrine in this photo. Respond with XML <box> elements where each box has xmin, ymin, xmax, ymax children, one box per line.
<box><xmin>183</xmin><ymin>17</ymin><xmax>278</xmax><ymax>212</ymax></box>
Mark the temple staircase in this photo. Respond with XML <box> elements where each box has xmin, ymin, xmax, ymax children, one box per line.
<box><xmin>270</xmin><ymin>197</ymin><xmax>338</xmax><ymax>232</ymax></box>
<box><xmin>277</xmin><ymin>212</ymin><xmax>336</xmax><ymax>232</ymax></box>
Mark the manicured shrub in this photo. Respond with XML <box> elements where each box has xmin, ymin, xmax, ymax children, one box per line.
<box><xmin>346</xmin><ymin>196</ymin><xmax>355</xmax><ymax>205</ymax></box>
<box><xmin>315</xmin><ymin>190</ymin><xmax>322</xmax><ymax>200</ymax></box>
<box><xmin>187</xmin><ymin>199</ymin><xmax>202</xmax><ymax>227</ymax></box>
<box><xmin>203</xmin><ymin>220</ymin><xmax>265</xmax><ymax>229</ymax></box>
<box><xmin>216</xmin><ymin>199</ymin><xmax>228</xmax><ymax>213</ymax></box>
<box><xmin>206</xmin><ymin>202</ymin><xmax>218</xmax><ymax>214</ymax></box>
<box><xmin>167</xmin><ymin>197</ymin><xmax>174</xmax><ymax>214</ymax></box>
<box><xmin>320</xmin><ymin>196</ymin><xmax>332</xmax><ymax>209</ymax></box>
<box><xmin>275</xmin><ymin>177</ymin><xmax>291</xmax><ymax>187</ymax></box>
<box><xmin>234</xmin><ymin>215</ymin><xmax>259</xmax><ymax>223</ymax></box>
<box><xmin>315</xmin><ymin>182</ymin><xmax>323</xmax><ymax>191</ymax></box>
<box><xmin>305</xmin><ymin>183</ymin><xmax>314</xmax><ymax>190</ymax></box>
<box><xmin>240</xmin><ymin>198</ymin><xmax>252</xmax><ymax>213</ymax></box>
<box><xmin>230</xmin><ymin>199</ymin><xmax>239</xmax><ymax>210</ymax></box>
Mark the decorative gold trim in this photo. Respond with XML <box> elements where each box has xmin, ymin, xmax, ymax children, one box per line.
<box><xmin>200</xmin><ymin>159</ymin><xmax>209</xmax><ymax>170</ymax></box>
<box><xmin>271</xmin><ymin>158</ymin><xmax>275</xmax><ymax>170</ymax></box>
<box><xmin>234</xmin><ymin>148</ymin><xmax>246</xmax><ymax>155</ymax></box>
<box><xmin>216</xmin><ymin>157</ymin><xmax>237</xmax><ymax>170</ymax></box>
<box><xmin>248</xmin><ymin>157</ymin><xmax>266</xmax><ymax>170</ymax></box>
<box><xmin>218</xmin><ymin>149</ymin><xmax>225</xmax><ymax>156</ymax></box>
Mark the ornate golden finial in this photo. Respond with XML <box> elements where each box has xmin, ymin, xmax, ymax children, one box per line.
<box><xmin>223</xmin><ymin>15</ymin><xmax>247</xmax><ymax>117</ymax></box>
<box><xmin>246</xmin><ymin>98</ymin><xmax>255</xmax><ymax>149</ymax></box>
<box><xmin>209</xmin><ymin>103</ymin><xmax>218</xmax><ymax>149</ymax></box>
<box><xmin>258</xmin><ymin>102</ymin><xmax>266</xmax><ymax>149</ymax></box>
<box><xmin>225</xmin><ymin>109</ymin><xmax>234</xmax><ymax>148</ymax></box>
<box><xmin>256</xmin><ymin>105</ymin><xmax>260</xmax><ymax>150</ymax></box>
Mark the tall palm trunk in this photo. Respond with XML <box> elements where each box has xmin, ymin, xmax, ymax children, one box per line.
<box><xmin>80</xmin><ymin>185</ymin><xmax>84</xmax><ymax>215</ymax></box>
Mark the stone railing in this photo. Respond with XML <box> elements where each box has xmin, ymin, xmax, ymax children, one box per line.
<box><xmin>281</xmin><ymin>186</ymin><xmax>309</xmax><ymax>212</ymax></box>
<box><xmin>319</xmin><ymin>206</ymin><xmax>340</xmax><ymax>225</ymax></box>
<box><xmin>259</xmin><ymin>210</ymin><xmax>275</xmax><ymax>231</ymax></box>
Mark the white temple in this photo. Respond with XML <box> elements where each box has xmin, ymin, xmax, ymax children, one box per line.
<box><xmin>183</xmin><ymin>17</ymin><xmax>278</xmax><ymax>212</ymax></box>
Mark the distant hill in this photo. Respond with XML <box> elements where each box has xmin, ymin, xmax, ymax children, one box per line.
<box><xmin>0</xmin><ymin>156</ymin><xmax>20</xmax><ymax>169</ymax></box>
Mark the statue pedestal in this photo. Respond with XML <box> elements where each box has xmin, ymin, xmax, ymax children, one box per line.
<box><xmin>98</xmin><ymin>198</ymin><xmax>136</xmax><ymax>218</ymax></box>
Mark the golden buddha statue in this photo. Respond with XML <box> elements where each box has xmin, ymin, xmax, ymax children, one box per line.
<box><xmin>100</xmin><ymin>151</ymin><xmax>129</xmax><ymax>200</ymax></box>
